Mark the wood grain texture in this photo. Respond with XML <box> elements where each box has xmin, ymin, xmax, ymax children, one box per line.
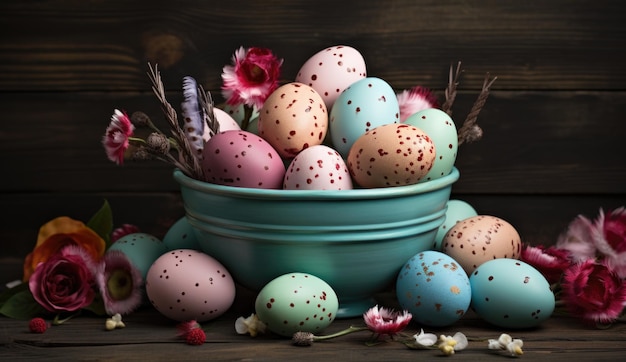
<box><xmin>1</xmin><ymin>0</ymin><xmax>625</xmax><ymax>270</ymax></box>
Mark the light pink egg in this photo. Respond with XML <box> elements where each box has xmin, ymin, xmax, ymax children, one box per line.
<box><xmin>295</xmin><ymin>45</ymin><xmax>367</xmax><ymax>110</ymax></box>
<box><xmin>146</xmin><ymin>249</ymin><xmax>236</xmax><ymax>322</ymax></box>
<box><xmin>442</xmin><ymin>215</ymin><xmax>522</xmax><ymax>275</ymax></box>
<box><xmin>202</xmin><ymin>108</ymin><xmax>241</xmax><ymax>142</ymax></box>
<box><xmin>347</xmin><ymin>123</ymin><xmax>436</xmax><ymax>188</ymax></box>
<box><xmin>283</xmin><ymin>145</ymin><xmax>353</xmax><ymax>190</ymax></box>
<box><xmin>201</xmin><ymin>130</ymin><xmax>285</xmax><ymax>189</ymax></box>
<box><xmin>258</xmin><ymin>82</ymin><xmax>328</xmax><ymax>159</ymax></box>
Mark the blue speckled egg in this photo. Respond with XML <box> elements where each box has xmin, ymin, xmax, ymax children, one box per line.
<box><xmin>108</xmin><ymin>233</ymin><xmax>168</xmax><ymax>279</ymax></box>
<box><xmin>255</xmin><ymin>272</ymin><xmax>339</xmax><ymax>337</ymax></box>
<box><xmin>433</xmin><ymin>200</ymin><xmax>478</xmax><ymax>250</ymax></box>
<box><xmin>329</xmin><ymin>77</ymin><xmax>399</xmax><ymax>158</ymax></box>
<box><xmin>163</xmin><ymin>217</ymin><xmax>200</xmax><ymax>251</ymax></box>
<box><xmin>396</xmin><ymin>251</ymin><xmax>471</xmax><ymax>327</ymax></box>
<box><xmin>470</xmin><ymin>258</ymin><xmax>555</xmax><ymax>329</ymax></box>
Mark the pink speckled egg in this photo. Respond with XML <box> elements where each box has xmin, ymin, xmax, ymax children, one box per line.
<box><xmin>347</xmin><ymin>123</ymin><xmax>436</xmax><ymax>188</ymax></box>
<box><xmin>442</xmin><ymin>215</ymin><xmax>522</xmax><ymax>275</ymax></box>
<box><xmin>145</xmin><ymin>249</ymin><xmax>236</xmax><ymax>322</ymax></box>
<box><xmin>258</xmin><ymin>82</ymin><xmax>328</xmax><ymax>158</ymax></box>
<box><xmin>283</xmin><ymin>144</ymin><xmax>353</xmax><ymax>190</ymax></box>
<box><xmin>201</xmin><ymin>130</ymin><xmax>285</xmax><ymax>189</ymax></box>
<box><xmin>295</xmin><ymin>45</ymin><xmax>367</xmax><ymax>110</ymax></box>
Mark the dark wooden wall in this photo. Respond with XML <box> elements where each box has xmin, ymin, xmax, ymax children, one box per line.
<box><xmin>1</xmin><ymin>0</ymin><xmax>625</xmax><ymax>282</ymax></box>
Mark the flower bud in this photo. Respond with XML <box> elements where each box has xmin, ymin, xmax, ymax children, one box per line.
<box><xmin>146</xmin><ymin>133</ymin><xmax>170</xmax><ymax>154</ymax></box>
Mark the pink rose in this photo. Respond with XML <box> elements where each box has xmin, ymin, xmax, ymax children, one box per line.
<box><xmin>29</xmin><ymin>245</ymin><xmax>97</xmax><ymax>313</ymax></box>
<box><xmin>561</xmin><ymin>259</ymin><xmax>626</xmax><ymax>325</ymax></box>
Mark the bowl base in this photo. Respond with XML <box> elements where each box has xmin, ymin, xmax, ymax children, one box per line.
<box><xmin>336</xmin><ymin>296</ymin><xmax>378</xmax><ymax>318</ymax></box>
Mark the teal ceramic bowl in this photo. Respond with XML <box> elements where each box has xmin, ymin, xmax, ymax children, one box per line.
<box><xmin>173</xmin><ymin>167</ymin><xmax>459</xmax><ymax>317</ymax></box>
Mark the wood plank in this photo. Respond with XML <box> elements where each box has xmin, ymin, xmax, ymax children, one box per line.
<box><xmin>0</xmin><ymin>0</ymin><xmax>624</xmax><ymax>91</ymax></box>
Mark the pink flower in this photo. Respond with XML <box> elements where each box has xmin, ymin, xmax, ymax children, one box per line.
<box><xmin>591</xmin><ymin>207</ymin><xmax>626</xmax><ymax>278</ymax></box>
<box><xmin>555</xmin><ymin>214</ymin><xmax>596</xmax><ymax>262</ymax></box>
<box><xmin>561</xmin><ymin>259</ymin><xmax>626</xmax><ymax>325</ymax></box>
<box><xmin>363</xmin><ymin>305</ymin><xmax>412</xmax><ymax>338</ymax></box>
<box><xmin>221</xmin><ymin>46</ymin><xmax>283</xmax><ymax>110</ymax></box>
<box><xmin>396</xmin><ymin>86</ymin><xmax>439</xmax><ymax>122</ymax></box>
<box><xmin>103</xmin><ymin>109</ymin><xmax>135</xmax><ymax>165</ymax></box>
<box><xmin>96</xmin><ymin>250</ymin><xmax>143</xmax><ymax>315</ymax></box>
<box><xmin>28</xmin><ymin>245</ymin><xmax>97</xmax><ymax>313</ymax></box>
<box><xmin>112</xmin><ymin>224</ymin><xmax>141</xmax><ymax>243</ymax></box>
<box><xmin>520</xmin><ymin>244</ymin><xmax>572</xmax><ymax>284</ymax></box>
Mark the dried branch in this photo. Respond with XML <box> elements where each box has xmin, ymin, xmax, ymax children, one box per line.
<box><xmin>441</xmin><ymin>61</ymin><xmax>463</xmax><ymax>117</ymax></box>
<box><xmin>457</xmin><ymin>73</ymin><xmax>498</xmax><ymax>146</ymax></box>
<box><xmin>198</xmin><ymin>84</ymin><xmax>220</xmax><ymax>138</ymax></box>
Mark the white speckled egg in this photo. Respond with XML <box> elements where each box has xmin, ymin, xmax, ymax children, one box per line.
<box><xmin>283</xmin><ymin>145</ymin><xmax>352</xmax><ymax>190</ymax></box>
<box><xmin>442</xmin><ymin>215</ymin><xmax>521</xmax><ymax>275</ymax></box>
<box><xmin>347</xmin><ymin>123</ymin><xmax>436</xmax><ymax>188</ymax></box>
<box><xmin>257</xmin><ymin>82</ymin><xmax>328</xmax><ymax>158</ymax></box>
<box><xmin>295</xmin><ymin>45</ymin><xmax>367</xmax><ymax>110</ymax></box>
<box><xmin>330</xmin><ymin>77</ymin><xmax>400</xmax><ymax>158</ymax></box>
<box><xmin>470</xmin><ymin>258</ymin><xmax>555</xmax><ymax>328</ymax></box>
<box><xmin>108</xmin><ymin>233</ymin><xmax>168</xmax><ymax>280</ymax></box>
<box><xmin>405</xmin><ymin>108</ymin><xmax>458</xmax><ymax>181</ymax></box>
<box><xmin>146</xmin><ymin>249</ymin><xmax>236</xmax><ymax>322</ymax></box>
<box><xmin>433</xmin><ymin>200</ymin><xmax>478</xmax><ymax>250</ymax></box>
<box><xmin>201</xmin><ymin>130</ymin><xmax>285</xmax><ymax>189</ymax></box>
<box><xmin>202</xmin><ymin>107</ymin><xmax>241</xmax><ymax>142</ymax></box>
<box><xmin>255</xmin><ymin>272</ymin><xmax>339</xmax><ymax>337</ymax></box>
<box><xmin>163</xmin><ymin>217</ymin><xmax>200</xmax><ymax>251</ymax></box>
<box><xmin>396</xmin><ymin>251</ymin><xmax>471</xmax><ymax>327</ymax></box>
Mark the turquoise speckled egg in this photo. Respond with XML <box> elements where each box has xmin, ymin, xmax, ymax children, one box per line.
<box><xmin>405</xmin><ymin>108</ymin><xmax>458</xmax><ymax>182</ymax></box>
<box><xmin>330</xmin><ymin>77</ymin><xmax>400</xmax><ymax>158</ymax></box>
<box><xmin>255</xmin><ymin>272</ymin><xmax>339</xmax><ymax>337</ymax></box>
<box><xmin>396</xmin><ymin>251</ymin><xmax>471</xmax><ymax>327</ymax></box>
<box><xmin>433</xmin><ymin>200</ymin><xmax>478</xmax><ymax>250</ymax></box>
<box><xmin>163</xmin><ymin>217</ymin><xmax>200</xmax><ymax>251</ymax></box>
<box><xmin>469</xmin><ymin>258</ymin><xmax>555</xmax><ymax>328</ymax></box>
<box><xmin>108</xmin><ymin>233</ymin><xmax>168</xmax><ymax>279</ymax></box>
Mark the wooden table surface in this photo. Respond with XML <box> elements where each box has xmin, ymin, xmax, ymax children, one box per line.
<box><xmin>1</xmin><ymin>285</ymin><xmax>624</xmax><ymax>361</ymax></box>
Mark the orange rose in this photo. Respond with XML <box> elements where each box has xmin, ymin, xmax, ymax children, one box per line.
<box><xmin>23</xmin><ymin>216</ymin><xmax>106</xmax><ymax>282</ymax></box>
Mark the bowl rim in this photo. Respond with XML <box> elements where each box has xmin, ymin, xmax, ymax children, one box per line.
<box><xmin>174</xmin><ymin>167</ymin><xmax>459</xmax><ymax>200</ymax></box>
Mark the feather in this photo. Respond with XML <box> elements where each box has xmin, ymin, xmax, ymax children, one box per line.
<box><xmin>181</xmin><ymin>76</ymin><xmax>205</xmax><ymax>158</ymax></box>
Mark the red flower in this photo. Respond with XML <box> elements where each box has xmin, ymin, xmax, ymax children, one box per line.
<box><xmin>591</xmin><ymin>207</ymin><xmax>626</xmax><ymax>278</ymax></box>
<box><xmin>221</xmin><ymin>46</ymin><xmax>283</xmax><ymax>110</ymax></box>
<box><xmin>29</xmin><ymin>317</ymin><xmax>48</xmax><ymax>333</ymax></box>
<box><xmin>185</xmin><ymin>328</ymin><xmax>206</xmax><ymax>345</ymax></box>
<box><xmin>363</xmin><ymin>305</ymin><xmax>412</xmax><ymax>338</ymax></box>
<box><xmin>28</xmin><ymin>245</ymin><xmax>97</xmax><ymax>313</ymax></box>
<box><xmin>397</xmin><ymin>86</ymin><xmax>439</xmax><ymax>122</ymax></box>
<box><xmin>111</xmin><ymin>224</ymin><xmax>140</xmax><ymax>243</ymax></box>
<box><xmin>561</xmin><ymin>259</ymin><xmax>626</xmax><ymax>325</ymax></box>
<box><xmin>520</xmin><ymin>244</ymin><xmax>572</xmax><ymax>284</ymax></box>
<box><xmin>103</xmin><ymin>109</ymin><xmax>135</xmax><ymax>165</ymax></box>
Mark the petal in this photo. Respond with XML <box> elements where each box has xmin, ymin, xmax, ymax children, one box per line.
<box><xmin>453</xmin><ymin>332</ymin><xmax>468</xmax><ymax>350</ymax></box>
<box><xmin>414</xmin><ymin>329</ymin><xmax>438</xmax><ymax>346</ymax></box>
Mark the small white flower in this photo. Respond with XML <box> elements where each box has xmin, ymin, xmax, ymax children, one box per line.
<box><xmin>235</xmin><ymin>313</ymin><xmax>266</xmax><ymax>337</ymax></box>
<box><xmin>438</xmin><ymin>332</ymin><xmax>468</xmax><ymax>355</ymax></box>
<box><xmin>105</xmin><ymin>313</ymin><xmax>125</xmax><ymax>331</ymax></box>
<box><xmin>507</xmin><ymin>338</ymin><xmax>524</xmax><ymax>356</ymax></box>
<box><xmin>413</xmin><ymin>328</ymin><xmax>438</xmax><ymax>347</ymax></box>
<box><xmin>488</xmin><ymin>333</ymin><xmax>524</xmax><ymax>356</ymax></box>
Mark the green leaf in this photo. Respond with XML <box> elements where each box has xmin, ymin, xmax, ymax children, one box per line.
<box><xmin>0</xmin><ymin>289</ymin><xmax>48</xmax><ymax>319</ymax></box>
<box><xmin>87</xmin><ymin>199</ymin><xmax>113</xmax><ymax>249</ymax></box>
<box><xmin>0</xmin><ymin>282</ymin><xmax>28</xmax><ymax>306</ymax></box>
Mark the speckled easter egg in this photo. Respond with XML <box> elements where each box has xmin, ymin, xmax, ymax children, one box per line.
<box><xmin>470</xmin><ymin>258</ymin><xmax>555</xmax><ymax>328</ymax></box>
<box><xmin>145</xmin><ymin>249</ymin><xmax>236</xmax><ymax>322</ymax></box>
<box><xmin>283</xmin><ymin>144</ymin><xmax>353</xmax><ymax>190</ymax></box>
<box><xmin>202</xmin><ymin>107</ymin><xmax>241</xmax><ymax>141</ymax></box>
<box><xmin>162</xmin><ymin>217</ymin><xmax>200</xmax><ymax>251</ymax></box>
<box><xmin>396</xmin><ymin>251</ymin><xmax>471</xmax><ymax>327</ymax></box>
<box><xmin>405</xmin><ymin>108</ymin><xmax>458</xmax><ymax>181</ymax></box>
<box><xmin>442</xmin><ymin>215</ymin><xmax>522</xmax><ymax>275</ymax></box>
<box><xmin>347</xmin><ymin>123</ymin><xmax>436</xmax><ymax>188</ymax></box>
<box><xmin>257</xmin><ymin>82</ymin><xmax>328</xmax><ymax>158</ymax></box>
<box><xmin>295</xmin><ymin>45</ymin><xmax>367</xmax><ymax>110</ymax></box>
<box><xmin>201</xmin><ymin>130</ymin><xmax>285</xmax><ymax>189</ymax></box>
<box><xmin>433</xmin><ymin>200</ymin><xmax>478</xmax><ymax>250</ymax></box>
<box><xmin>108</xmin><ymin>233</ymin><xmax>168</xmax><ymax>280</ymax></box>
<box><xmin>255</xmin><ymin>272</ymin><xmax>339</xmax><ymax>337</ymax></box>
<box><xmin>329</xmin><ymin>77</ymin><xmax>400</xmax><ymax>158</ymax></box>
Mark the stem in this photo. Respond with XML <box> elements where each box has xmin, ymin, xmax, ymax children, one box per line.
<box><xmin>241</xmin><ymin>105</ymin><xmax>253</xmax><ymax>131</ymax></box>
<box><xmin>312</xmin><ymin>326</ymin><xmax>369</xmax><ymax>341</ymax></box>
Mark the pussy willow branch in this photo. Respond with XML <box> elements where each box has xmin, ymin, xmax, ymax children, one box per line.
<box><xmin>457</xmin><ymin>73</ymin><xmax>497</xmax><ymax>146</ymax></box>
<box><xmin>147</xmin><ymin>63</ymin><xmax>205</xmax><ymax>180</ymax></box>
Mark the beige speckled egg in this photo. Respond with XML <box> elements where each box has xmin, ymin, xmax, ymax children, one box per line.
<box><xmin>442</xmin><ymin>215</ymin><xmax>522</xmax><ymax>275</ymax></box>
<box><xmin>346</xmin><ymin>123</ymin><xmax>436</xmax><ymax>188</ymax></box>
<box><xmin>258</xmin><ymin>82</ymin><xmax>328</xmax><ymax>158</ymax></box>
